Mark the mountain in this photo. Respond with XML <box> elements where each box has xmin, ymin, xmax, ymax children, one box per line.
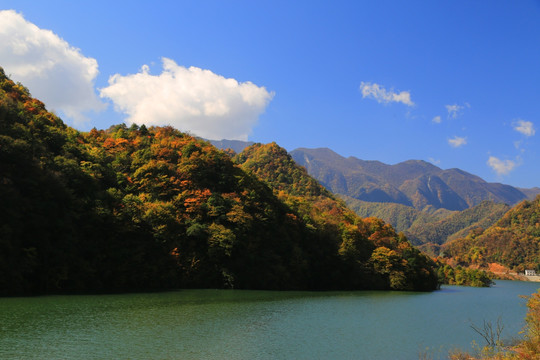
<box><xmin>0</xmin><ymin>68</ymin><xmax>438</xmax><ymax>295</ymax></box>
<box><xmin>519</xmin><ymin>187</ymin><xmax>540</xmax><ymax>200</ymax></box>
<box><xmin>442</xmin><ymin>195</ymin><xmax>540</xmax><ymax>273</ymax></box>
<box><xmin>290</xmin><ymin>147</ymin><xmax>536</xmax><ymax>212</ymax></box>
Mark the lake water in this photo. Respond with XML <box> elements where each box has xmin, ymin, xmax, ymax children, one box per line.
<box><xmin>0</xmin><ymin>280</ymin><xmax>538</xmax><ymax>360</ymax></box>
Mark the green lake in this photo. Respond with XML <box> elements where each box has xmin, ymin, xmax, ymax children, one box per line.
<box><xmin>1</xmin><ymin>280</ymin><xmax>538</xmax><ymax>359</ymax></box>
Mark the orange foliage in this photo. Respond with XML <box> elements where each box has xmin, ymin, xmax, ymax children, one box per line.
<box><xmin>183</xmin><ymin>189</ymin><xmax>212</xmax><ymax>213</ymax></box>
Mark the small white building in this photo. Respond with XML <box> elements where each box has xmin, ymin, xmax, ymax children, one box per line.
<box><xmin>525</xmin><ymin>269</ymin><xmax>537</xmax><ymax>276</ymax></box>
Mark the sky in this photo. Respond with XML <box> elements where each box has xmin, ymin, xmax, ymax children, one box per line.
<box><xmin>0</xmin><ymin>1</ymin><xmax>539</xmax><ymax>188</ymax></box>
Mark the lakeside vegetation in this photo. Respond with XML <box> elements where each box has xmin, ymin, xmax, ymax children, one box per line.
<box><xmin>435</xmin><ymin>260</ymin><xmax>493</xmax><ymax>287</ymax></box>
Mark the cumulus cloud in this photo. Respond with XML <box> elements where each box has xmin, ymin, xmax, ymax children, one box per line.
<box><xmin>359</xmin><ymin>82</ymin><xmax>414</xmax><ymax>106</ymax></box>
<box><xmin>432</xmin><ymin>115</ymin><xmax>441</xmax><ymax>124</ymax></box>
<box><xmin>448</xmin><ymin>136</ymin><xmax>467</xmax><ymax>148</ymax></box>
<box><xmin>0</xmin><ymin>10</ymin><xmax>105</xmax><ymax>122</ymax></box>
<box><xmin>513</xmin><ymin>119</ymin><xmax>535</xmax><ymax>137</ymax></box>
<box><xmin>487</xmin><ymin>156</ymin><xmax>517</xmax><ymax>175</ymax></box>
<box><xmin>100</xmin><ymin>58</ymin><xmax>274</xmax><ymax>140</ymax></box>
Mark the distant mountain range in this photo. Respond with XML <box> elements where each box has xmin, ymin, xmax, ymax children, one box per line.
<box><xmin>208</xmin><ymin>141</ymin><xmax>539</xmax><ymax>212</ymax></box>
<box><xmin>290</xmin><ymin>147</ymin><xmax>539</xmax><ymax>211</ymax></box>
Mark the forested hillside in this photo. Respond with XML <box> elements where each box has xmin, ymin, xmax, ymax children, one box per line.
<box><xmin>234</xmin><ymin>143</ymin><xmax>439</xmax><ymax>290</ymax></box>
<box><xmin>442</xmin><ymin>195</ymin><xmax>540</xmax><ymax>273</ymax></box>
<box><xmin>406</xmin><ymin>201</ymin><xmax>511</xmax><ymax>249</ymax></box>
<box><xmin>342</xmin><ymin>196</ymin><xmax>453</xmax><ymax>233</ymax></box>
<box><xmin>0</xmin><ymin>69</ymin><xmax>438</xmax><ymax>295</ymax></box>
<box><xmin>341</xmin><ymin>196</ymin><xmax>509</xmax><ymax>254</ymax></box>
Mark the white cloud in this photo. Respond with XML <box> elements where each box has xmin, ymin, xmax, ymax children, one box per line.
<box><xmin>445</xmin><ymin>103</ymin><xmax>470</xmax><ymax>119</ymax></box>
<box><xmin>428</xmin><ymin>157</ymin><xmax>441</xmax><ymax>165</ymax></box>
<box><xmin>432</xmin><ymin>115</ymin><xmax>441</xmax><ymax>124</ymax></box>
<box><xmin>487</xmin><ymin>156</ymin><xmax>517</xmax><ymax>175</ymax></box>
<box><xmin>100</xmin><ymin>58</ymin><xmax>274</xmax><ymax>140</ymax></box>
<box><xmin>446</xmin><ymin>104</ymin><xmax>463</xmax><ymax>119</ymax></box>
<box><xmin>513</xmin><ymin>119</ymin><xmax>535</xmax><ymax>137</ymax></box>
<box><xmin>0</xmin><ymin>10</ymin><xmax>105</xmax><ymax>122</ymax></box>
<box><xmin>448</xmin><ymin>136</ymin><xmax>467</xmax><ymax>148</ymax></box>
<box><xmin>359</xmin><ymin>82</ymin><xmax>414</xmax><ymax>106</ymax></box>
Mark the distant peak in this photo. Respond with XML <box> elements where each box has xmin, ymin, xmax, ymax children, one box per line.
<box><xmin>398</xmin><ymin>159</ymin><xmax>440</xmax><ymax>169</ymax></box>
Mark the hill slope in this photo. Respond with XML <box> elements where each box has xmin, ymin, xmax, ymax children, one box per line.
<box><xmin>235</xmin><ymin>143</ymin><xmax>438</xmax><ymax>290</ymax></box>
<box><xmin>340</xmin><ymin>195</ymin><xmax>452</xmax><ymax>233</ymax></box>
<box><xmin>406</xmin><ymin>201</ymin><xmax>511</xmax><ymax>246</ymax></box>
<box><xmin>342</xmin><ymin>196</ymin><xmax>509</xmax><ymax>254</ymax></box>
<box><xmin>442</xmin><ymin>195</ymin><xmax>540</xmax><ymax>272</ymax></box>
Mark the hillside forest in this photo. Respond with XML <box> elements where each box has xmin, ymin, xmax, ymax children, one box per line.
<box><xmin>0</xmin><ymin>68</ymin><xmax>448</xmax><ymax>295</ymax></box>
<box><xmin>442</xmin><ymin>195</ymin><xmax>540</xmax><ymax>274</ymax></box>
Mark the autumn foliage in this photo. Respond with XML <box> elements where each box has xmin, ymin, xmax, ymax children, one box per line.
<box><xmin>235</xmin><ymin>143</ymin><xmax>439</xmax><ymax>291</ymax></box>
<box><xmin>0</xmin><ymin>68</ymin><xmax>438</xmax><ymax>295</ymax></box>
<box><xmin>441</xmin><ymin>195</ymin><xmax>540</xmax><ymax>274</ymax></box>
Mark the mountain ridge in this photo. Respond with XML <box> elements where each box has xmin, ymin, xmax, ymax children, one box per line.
<box><xmin>290</xmin><ymin>147</ymin><xmax>537</xmax><ymax>211</ymax></box>
<box><xmin>207</xmin><ymin>142</ymin><xmax>539</xmax><ymax>206</ymax></box>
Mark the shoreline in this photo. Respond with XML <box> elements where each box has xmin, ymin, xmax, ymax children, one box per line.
<box><xmin>523</xmin><ymin>275</ymin><xmax>540</xmax><ymax>282</ymax></box>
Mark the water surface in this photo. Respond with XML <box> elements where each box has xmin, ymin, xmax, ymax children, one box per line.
<box><xmin>0</xmin><ymin>280</ymin><xmax>538</xmax><ymax>359</ymax></box>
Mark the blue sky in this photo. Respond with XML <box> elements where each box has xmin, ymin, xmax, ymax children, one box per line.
<box><xmin>0</xmin><ymin>1</ymin><xmax>539</xmax><ymax>188</ymax></box>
